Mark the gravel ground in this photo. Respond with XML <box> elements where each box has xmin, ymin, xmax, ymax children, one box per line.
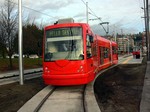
<box><xmin>94</xmin><ymin>57</ymin><xmax>147</xmax><ymax>112</ymax></box>
<box><xmin>0</xmin><ymin>77</ymin><xmax>46</xmax><ymax>112</ymax></box>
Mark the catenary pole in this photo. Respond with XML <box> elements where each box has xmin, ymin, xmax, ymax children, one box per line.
<box><xmin>128</xmin><ymin>38</ymin><xmax>129</xmax><ymax>55</ymax></box>
<box><xmin>114</xmin><ymin>25</ymin><xmax>117</xmax><ymax>42</ymax></box>
<box><xmin>142</xmin><ymin>0</ymin><xmax>147</xmax><ymax>56</ymax></box>
<box><xmin>18</xmin><ymin>0</ymin><xmax>24</xmax><ymax>85</ymax></box>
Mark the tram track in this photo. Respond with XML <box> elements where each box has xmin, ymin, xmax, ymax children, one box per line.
<box><xmin>38</xmin><ymin>85</ymin><xmax>86</xmax><ymax>112</ymax></box>
<box><xmin>17</xmin><ymin>65</ymin><xmax>117</xmax><ymax>112</ymax></box>
<box><xmin>18</xmin><ymin>65</ymin><xmax>118</xmax><ymax>112</ymax></box>
<box><xmin>18</xmin><ymin>85</ymin><xmax>88</xmax><ymax>112</ymax></box>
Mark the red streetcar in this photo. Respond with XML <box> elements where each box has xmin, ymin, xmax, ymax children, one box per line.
<box><xmin>132</xmin><ymin>46</ymin><xmax>140</xmax><ymax>59</ymax></box>
<box><xmin>42</xmin><ymin>19</ymin><xmax>118</xmax><ymax>86</ymax></box>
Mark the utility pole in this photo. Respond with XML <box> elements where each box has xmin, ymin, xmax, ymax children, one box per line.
<box><xmin>86</xmin><ymin>2</ymin><xmax>88</xmax><ymax>24</ymax></box>
<box><xmin>146</xmin><ymin>0</ymin><xmax>150</xmax><ymax>61</ymax></box>
<box><xmin>127</xmin><ymin>38</ymin><xmax>130</xmax><ymax>55</ymax></box>
<box><xmin>141</xmin><ymin>0</ymin><xmax>147</xmax><ymax>55</ymax></box>
<box><xmin>121</xmin><ymin>29</ymin><xmax>124</xmax><ymax>54</ymax></box>
<box><xmin>114</xmin><ymin>25</ymin><xmax>117</xmax><ymax>42</ymax></box>
<box><xmin>18</xmin><ymin>0</ymin><xmax>24</xmax><ymax>85</ymax></box>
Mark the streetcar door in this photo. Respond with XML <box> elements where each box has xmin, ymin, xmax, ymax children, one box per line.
<box><xmin>100</xmin><ymin>47</ymin><xmax>104</xmax><ymax>65</ymax></box>
<box><xmin>86</xmin><ymin>35</ymin><xmax>94</xmax><ymax>72</ymax></box>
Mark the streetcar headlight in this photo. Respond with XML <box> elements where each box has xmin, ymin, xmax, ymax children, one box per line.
<box><xmin>45</xmin><ymin>67</ymin><xmax>50</xmax><ymax>73</ymax></box>
<box><xmin>45</xmin><ymin>67</ymin><xmax>48</xmax><ymax>70</ymax></box>
<box><xmin>80</xmin><ymin>65</ymin><xmax>83</xmax><ymax>69</ymax></box>
<box><xmin>77</xmin><ymin>65</ymin><xmax>84</xmax><ymax>73</ymax></box>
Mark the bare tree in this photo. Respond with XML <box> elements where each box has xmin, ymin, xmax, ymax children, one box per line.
<box><xmin>0</xmin><ymin>19</ymin><xmax>7</xmax><ymax>58</ymax></box>
<box><xmin>0</xmin><ymin>0</ymin><xmax>18</xmax><ymax>69</ymax></box>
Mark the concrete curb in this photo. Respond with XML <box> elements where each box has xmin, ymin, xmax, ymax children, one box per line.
<box><xmin>18</xmin><ymin>85</ymin><xmax>53</xmax><ymax>112</ymax></box>
<box><xmin>85</xmin><ymin>82</ymin><xmax>101</xmax><ymax>112</ymax></box>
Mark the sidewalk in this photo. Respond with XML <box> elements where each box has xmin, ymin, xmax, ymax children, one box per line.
<box><xmin>0</xmin><ymin>68</ymin><xmax>42</xmax><ymax>78</ymax></box>
<box><xmin>140</xmin><ymin>61</ymin><xmax>150</xmax><ymax>112</ymax></box>
<box><xmin>118</xmin><ymin>54</ymin><xmax>132</xmax><ymax>58</ymax></box>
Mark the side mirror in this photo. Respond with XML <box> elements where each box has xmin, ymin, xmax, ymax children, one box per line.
<box><xmin>89</xmin><ymin>35</ymin><xmax>94</xmax><ymax>43</ymax></box>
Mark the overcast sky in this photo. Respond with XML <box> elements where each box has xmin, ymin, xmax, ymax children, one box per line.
<box><xmin>0</xmin><ymin>0</ymin><xmax>148</xmax><ymax>35</ymax></box>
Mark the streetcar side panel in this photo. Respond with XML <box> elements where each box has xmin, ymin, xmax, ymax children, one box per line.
<box><xmin>96</xmin><ymin>35</ymin><xmax>112</xmax><ymax>70</ymax></box>
<box><xmin>112</xmin><ymin>41</ymin><xmax>118</xmax><ymax>64</ymax></box>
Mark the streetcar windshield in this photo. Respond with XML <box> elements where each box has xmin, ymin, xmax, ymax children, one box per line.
<box><xmin>44</xmin><ymin>27</ymin><xmax>84</xmax><ymax>61</ymax></box>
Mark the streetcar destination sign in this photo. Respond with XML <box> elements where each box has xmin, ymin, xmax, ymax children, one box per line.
<box><xmin>46</xmin><ymin>27</ymin><xmax>82</xmax><ymax>38</ymax></box>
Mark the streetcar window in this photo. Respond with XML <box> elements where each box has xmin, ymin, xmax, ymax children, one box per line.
<box><xmin>104</xmin><ymin>47</ymin><xmax>109</xmax><ymax>58</ymax></box>
<box><xmin>115</xmin><ymin>47</ymin><xmax>117</xmax><ymax>54</ymax></box>
<box><xmin>89</xmin><ymin>35</ymin><xmax>94</xmax><ymax>43</ymax></box>
<box><xmin>100</xmin><ymin>47</ymin><xmax>104</xmax><ymax>64</ymax></box>
<box><xmin>113</xmin><ymin>47</ymin><xmax>118</xmax><ymax>54</ymax></box>
<box><xmin>86</xmin><ymin>35</ymin><xmax>92</xmax><ymax>58</ymax></box>
<box><xmin>112</xmin><ymin>47</ymin><xmax>115</xmax><ymax>54</ymax></box>
<box><xmin>115</xmin><ymin>47</ymin><xmax>118</xmax><ymax>54</ymax></box>
<box><xmin>44</xmin><ymin>27</ymin><xmax>84</xmax><ymax>61</ymax></box>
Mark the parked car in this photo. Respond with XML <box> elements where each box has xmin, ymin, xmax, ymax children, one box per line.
<box><xmin>29</xmin><ymin>54</ymin><xmax>39</xmax><ymax>59</ymax></box>
<box><xmin>12</xmin><ymin>54</ymin><xmax>19</xmax><ymax>58</ymax></box>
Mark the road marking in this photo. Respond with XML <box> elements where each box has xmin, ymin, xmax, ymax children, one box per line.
<box><xmin>122</xmin><ymin>56</ymin><xmax>132</xmax><ymax>64</ymax></box>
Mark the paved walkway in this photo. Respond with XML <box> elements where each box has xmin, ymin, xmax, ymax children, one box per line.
<box><xmin>140</xmin><ymin>61</ymin><xmax>150</xmax><ymax>112</ymax></box>
<box><xmin>0</xmin><ymin>68</ymin><xmax>42</xmax><ymax>78</ymax></box>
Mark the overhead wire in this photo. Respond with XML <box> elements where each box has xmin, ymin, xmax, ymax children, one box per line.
<box><xmin>9</xmin><ymin>1</ymin><xmax>59</xmax><ymax>20</ymax></box>
<box><xmin>12</xmin><ymin>0</ymin><xmax>144</xmax><ymax>34</ymax></box>
<box><xmin>80</xmin><ymin>0</ymin><xmax>103</xmax><ymax>22</ymax></box>
<box><xmin>80</xmin><ymin>0</ymin><xmax>111</xmax><ymax>36</ymax></box>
